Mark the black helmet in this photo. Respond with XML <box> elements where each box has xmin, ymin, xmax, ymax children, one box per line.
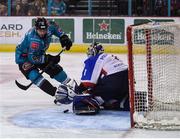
<box><xmin>35</xmin><ymin>17</ymin><xmax>48</xmax><ymax>30</ymax></box>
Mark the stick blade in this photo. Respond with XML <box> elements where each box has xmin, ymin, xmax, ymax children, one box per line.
<box><xmin>15</xmin><ymin>80</ymin><xmax>31</xmax><ymax>91</ymax></box>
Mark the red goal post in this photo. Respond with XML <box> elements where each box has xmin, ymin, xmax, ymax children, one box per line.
<box><xmin>127</xmin><ymin>22</ymin><xmax>180</xmax><ymax>129</ymax></box>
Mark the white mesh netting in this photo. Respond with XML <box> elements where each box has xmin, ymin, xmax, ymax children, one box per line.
<box><xmin>129</xmin><ymin>22</ymin><xmax>180</xmax><ymax>129</ymax></box>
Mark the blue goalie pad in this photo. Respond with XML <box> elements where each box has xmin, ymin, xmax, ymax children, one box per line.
<box><xmin>73</xmin><ymin>94</ymin><xmax>100</xmax><ymax>115</ymax></box>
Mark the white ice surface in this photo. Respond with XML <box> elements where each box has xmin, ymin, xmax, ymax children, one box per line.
<box><xmin>0</xmin><ymin>52</ymin><xmax>180</xmax><ymax>138</ymax></box>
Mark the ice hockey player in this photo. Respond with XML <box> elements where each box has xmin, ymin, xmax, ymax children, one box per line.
<box><xmin>15</xmin><ymin>17</ymin><xmax>76</xmax><ymax>102</ymax></box>
<box><xmin>56</xmin><ymin>42</ymin><xmax>130</xmax><ymax>114</ymax></box>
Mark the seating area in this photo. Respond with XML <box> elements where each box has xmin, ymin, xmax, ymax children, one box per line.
<box><xmin>66</xmin><ymin>0</ymin><xmax>122</xmax><ymax>16</ymax></box>
<box><xmin>0</xmin><ymin>0</ymin><xmax>179</xmax><ymax>16</ymax></box>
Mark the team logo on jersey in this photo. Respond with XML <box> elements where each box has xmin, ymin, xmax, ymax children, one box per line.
<box><xmin>22</xmin><ymin>62</ymin><xmax>34</xmax><ymax>71</ymax></box>
<box><xmin>31</xmin><ymin>42</ymin><xmax>39</xmax><ymax>49</ymax></box>
<box><xmin>32</xmin><ymin>56</ymin><xmax>41</xmax><ymax>63</ymax></box>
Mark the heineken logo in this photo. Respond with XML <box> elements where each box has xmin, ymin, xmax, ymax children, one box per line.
<box><xmin>83</xmin><ymin>19</ymin><xmax>125</xmax><ymax>44</ymax></box>
<box><xmin>98</xmin><ymin>20</ymin><xmax>109</xmax><ymax>31</ymax></box>
<box><xmin>86</xmin><ymin>32</ymin><xmax>122</xmax><ymax>39</ymax></box>
<box><xmin>134</xmin><ymin>29</ymin><xmax>174</xmax><ymax>45</ymax></box>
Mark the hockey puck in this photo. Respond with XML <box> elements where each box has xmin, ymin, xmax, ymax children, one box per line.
<box><xmin>54</xmin><ymin>99</ymin><xmax>57</xmax><ymax>104</ymax></box>
<box><xmin>63</xmin><ymin>109</ymin><xmax>69</xmax><ymax>113</ymax></box>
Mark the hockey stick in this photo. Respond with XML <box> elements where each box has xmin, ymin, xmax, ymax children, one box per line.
<box><xmin>15</xmin><ymin>48</ymin><xmax>66</xmax><ymax>91</ymax></box>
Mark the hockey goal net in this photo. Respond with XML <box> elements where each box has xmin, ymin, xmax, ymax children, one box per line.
<box><xmin>127</xmin><ymin>22</ymin><xmax>180</xmax><ymax>129</ymax></box>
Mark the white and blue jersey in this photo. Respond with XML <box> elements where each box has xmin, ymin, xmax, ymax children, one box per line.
<box><xmin>79</xmin><ymin>53</ymin><xmax>129</xmax><ymax>111</ymax></box>
<box><xmin>81</xmin><ymin>53</ymin><xmax>128</xmax><ymax>88</ymax></box>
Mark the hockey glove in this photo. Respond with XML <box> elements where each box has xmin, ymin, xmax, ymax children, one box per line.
<box><xmin>60</xmin><ymin>34</ymin><xmax>72</xmax><ymax>50</ymax></box>
<box><xmin>45</xmin><ymin>54</ymin><xmax>60</xmax><ymax>65</ymax></box>
<box><xmin>55</xmin><ymin>84</ymin><xmax>77</xmax><ymax>105</ymax></box>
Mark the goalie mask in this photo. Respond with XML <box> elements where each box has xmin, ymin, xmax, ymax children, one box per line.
<box><xmin>87</xmin><ymin>42</ymin><xmax>104</xmax><ymax>57</ymax></box>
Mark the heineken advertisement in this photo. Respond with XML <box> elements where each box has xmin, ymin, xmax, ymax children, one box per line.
<box><xmin>134</xmin><ymin>19</ymin><xmax>174</xmax><ymax>25</ymax></box>
<box><xmin>32</xmin><ymin>18</ymin><xmax>74</xmax><ymax>43</ymax></box>
<box><xmin>83</xmin><ymin>19</ymin><xmax>125</xmax><ymax>44</ymax></box>
<box><xmin>133</xmin><ymin>19</ymin><xmax>175</xmax><ymax>45</ymax></box>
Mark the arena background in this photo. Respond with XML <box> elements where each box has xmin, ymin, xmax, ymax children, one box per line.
<box><xmin>0</xmin><ymin>16</ymin><xmax>179</xmax><ymax>53</ymax></box>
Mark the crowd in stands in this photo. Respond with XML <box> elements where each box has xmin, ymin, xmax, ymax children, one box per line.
<box><xmin>0</xmin><ymin>0</ymin><xmax>179</xmax><ymax>16</ymax></box>
<box><xmin>12</xmin><ymin>0</ymin><xmax>47</xmax><ymax>16</ymax></box>
<box><xmin>10</xmin><ymin>0</ymin><xmax>67</xmax><ymax>16</ymax></box>
<box><xmin>0</xmin><ymin>0</ymin><xmax>67</xmax><ymax>16</ymax></box>
<box><xmin>134</xmin><ymin>0</ymin><xmax>180</xmax><ymax>16</ymax></box>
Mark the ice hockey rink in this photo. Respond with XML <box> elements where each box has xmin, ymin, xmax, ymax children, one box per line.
<box><xmin>0</xmin><ymin>52</ymin><xmax>179</xmax><ymax>138</ymax></box>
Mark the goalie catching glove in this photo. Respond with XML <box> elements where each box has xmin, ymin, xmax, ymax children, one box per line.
<box><xmin>54</xmin><ymin>79</ymin><xmax>78</xmax><ymax>105</ymax></box>
<box><xmin>60</xmin><ymin>34</ymin><xmax>72</xmax><ymax>50</ymax></box>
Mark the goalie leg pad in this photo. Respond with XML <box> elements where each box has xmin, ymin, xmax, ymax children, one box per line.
<box><xmin>73</xmin><ymin>94</ymin><xmax>100</xmax><ymax>115</ymax></box>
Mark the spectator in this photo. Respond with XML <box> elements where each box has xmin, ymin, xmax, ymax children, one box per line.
<box><xmin>12</xmin><ymin>0</ymin><xmax>37</xmax><ymax>16</ymax></box>
<box><xmin>40</xmin><ymin>6</ymin><xmax>47</xmax><ymax>16</ymax></box>
<box><xmin>155</xmin><ymin>0</ymin><xmax>166</xmax><ymax>16</ymax></box>
<box><xmin>21</xmin><ymin>0</ymin><xmax>29</xmax><ymax>15</ymax></box>
<box><xmin>143</xmin><ymin>0</ymin><xmax>150</xmax><ymax>16</ymax></box>
<box><xmin>50</xmin><ymin>0</ymin><xmax>67</xmax><ymax>16</ymax></box>
<box><xmin>12</xmin><ymin>0</ymin><xmax>21</xmax><ymax>7</ymax></box>
<box><xmin>29</xmin><ymin>0</ymin><xmax>46</xmax><ymax>15</ymax></box>
<box><xmin>0</xmin><ymin>3</ymin><xmax>7</xmax><ymax>16</ymax></box>
<box><xmin>11</xmin><ymin>0</ymin><xmax>21</xmax><ymax>15</ymax></box>
<box><xmin>136</xmin><ymin>6</ymin><xmax>143</xmax><ymax>16</ymax></box>
<box><xmin>14</xmin><ymin>4</ymin><xmax>22</xmax><ymax>15</ymax></box>
<box><xmin>171</xmin><ymin>0</ymin><xmax>180</xmax><ymax>16</ymax></box>
<box><xmin>27</xmin><ymin>8</ymin><xmax>36</xmax><ymax>16</ymax></box>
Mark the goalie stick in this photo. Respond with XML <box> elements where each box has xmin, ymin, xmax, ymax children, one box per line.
<box><xmin>15</xmin><ymin>48</ymin><xmax>66</xmax><ymax>91</ymax></box>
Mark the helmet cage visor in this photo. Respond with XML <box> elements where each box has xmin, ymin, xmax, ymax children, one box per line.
<box><xmin>87</xmin><ymin>42</ymin><xmax>104</xmax><ymax>57</ymax></box>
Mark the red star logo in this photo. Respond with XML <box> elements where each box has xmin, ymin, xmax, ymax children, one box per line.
<box><xmin>98</xmin><ymin>20</ymin><xmax>109</xmax><ymax>31</ymax></box>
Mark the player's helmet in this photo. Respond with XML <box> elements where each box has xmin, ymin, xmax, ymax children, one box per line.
<box><xmin>35</xmin><ymin>17</ymin><xmax>48</xmax><ymax>30</ymax></box>
<box><xmin>87</xmin><ymin>42</ymin><xmax>104</xmax><ymax>57</ymax></box>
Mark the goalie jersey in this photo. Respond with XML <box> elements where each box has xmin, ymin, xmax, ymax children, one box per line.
<box><xmin>81</xmin><ymin>53</ymin><xmax>128</xmax><ymax>88</ymax></box>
